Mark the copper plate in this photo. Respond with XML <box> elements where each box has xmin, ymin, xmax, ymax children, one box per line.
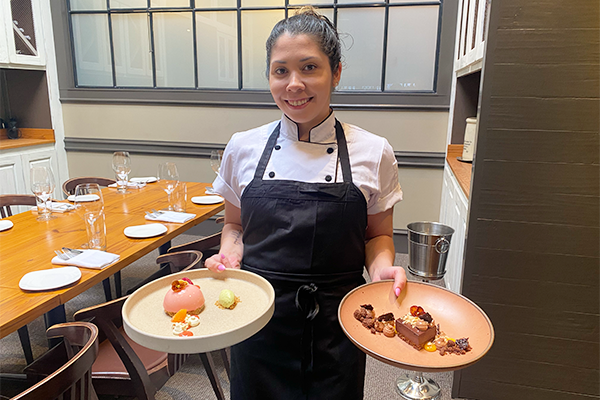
<box><xmin>338</xmin><ymin>280</ymin><xmax>494</xmax><ymax>372</ymax></box>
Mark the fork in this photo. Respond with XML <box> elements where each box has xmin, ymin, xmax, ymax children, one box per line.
<box><xmin>54</xmin><ymin>250</ymin><xmax>73</xmax><ymax>260</ymax></box>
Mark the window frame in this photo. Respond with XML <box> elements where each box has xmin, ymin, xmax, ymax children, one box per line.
<box><xmin>50</xmin><ymin>0</ymin><xmax>458</xmax><ymax>110</ymax></box>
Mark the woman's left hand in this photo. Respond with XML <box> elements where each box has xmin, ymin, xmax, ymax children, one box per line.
<box><xmin>370</xmin><ymin>266</ymin><xmax>407</xmax><ymax>297</ymax></box>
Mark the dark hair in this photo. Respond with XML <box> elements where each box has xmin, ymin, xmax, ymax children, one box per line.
<box><xmin>265</xmin><ymin>7</ymin><xmax>341</xmax><ymax>77</ymax></box>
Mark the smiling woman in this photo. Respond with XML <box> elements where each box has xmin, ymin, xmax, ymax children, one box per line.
<box><xmin>203</xmin><ymin>7</ymin><xmax>407</xmax><ymax>400</ymax></box>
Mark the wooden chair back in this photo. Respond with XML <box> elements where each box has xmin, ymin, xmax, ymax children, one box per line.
<box><xmin>0</xmin><ymin>195</ymin><xmax>37</xmax><ymax>218</ymax></box>
<box><xmin>62</xmin><ymin>177</ymin><xmax>116</xmax><ymax>197</ymax></box>
<box><xmin>14</xmin><ymin>322</ymin><xmax>99</xmax><ymax>400</ymax></box>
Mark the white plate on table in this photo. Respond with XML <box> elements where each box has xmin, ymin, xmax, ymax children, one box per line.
<box><xmin>19</xmin><ymin>267</ymin><xmax>82</xmax><ymax>291</ymax></box>
<box><xmin>191</xmin><ymin>195</ymin><xmax>224</xmax><ymax>205</ymax></box>
<box><xmin>67</xmin><ymin>194</ymin><xmax>101</xmax><ymax>202</ymax></box>
<box><xmin>124</xmin><ymin>223</ymin><xmax>168</xmax><ymax>239</ymax></box>
<box><xmin>130</xmin><ymin>177</ymin><xmax>158</xmax><ymax>184</ymax></box>
<box><xmin>0</xmin><ymin>220</ymin><xmax>14</xmax><ymax>232</ymax></box>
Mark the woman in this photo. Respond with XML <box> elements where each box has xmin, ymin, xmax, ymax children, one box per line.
<box><xmin>206</xmin><ymin>8</ymin><xmax>406</xmax><ymax>399</ymax></box>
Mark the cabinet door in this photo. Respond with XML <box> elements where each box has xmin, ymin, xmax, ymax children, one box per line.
<box><xmin>3</xmin><ymin>0</ymin><xmax>45</xmax><ymax>66</ymax></box>
<box><xmin>0</xmin><ymin>154</ymin><xmax>25</xmax><ymax>194</ymax></box>
<box><xmin>0</xmin><ymin>0</ymin><xmax>9</xmax><ymax>64</ymax></box>
<box><xmin>20</xmin><ymin>147</ymin><xmax>59</xmax><ymax>199</ymax></box>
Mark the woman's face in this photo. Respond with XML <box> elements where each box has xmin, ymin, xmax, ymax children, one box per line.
<box><xmin>269</xmin><ymin>33</ymin><xmax>341</xmax><ymax>135</ymax></box>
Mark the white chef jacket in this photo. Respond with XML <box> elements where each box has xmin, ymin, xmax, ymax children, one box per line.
<box><xmin>213</xmin><ymin>112</ymin><xmax>403</xmax><ymax>215</ymax></box>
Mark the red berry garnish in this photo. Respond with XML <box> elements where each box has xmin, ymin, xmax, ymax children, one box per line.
<box><xmin>182</xmin><ymin>277</ymin><xmax>193</xmax><ymax>285</ymax></box>
<box><xmin>179</xmin><ymin>331</ymin><xmax>193</xmax><ymax>337</ymax></box>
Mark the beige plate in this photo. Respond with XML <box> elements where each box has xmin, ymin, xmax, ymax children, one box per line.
<box><xmin>123</xmin><ymin>269</ymin><xmax>275</xmax><ymax>354</ymax></box>
<box><xmin>338</xmin><ymin>280</ymin><xmax>494</xmax><ymax>372</ymax></box>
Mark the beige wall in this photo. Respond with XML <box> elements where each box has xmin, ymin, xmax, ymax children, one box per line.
<box><xmin>63</xmin><ymin>104</ymin><xmax>447</xmax><ymax>229</ymax></box>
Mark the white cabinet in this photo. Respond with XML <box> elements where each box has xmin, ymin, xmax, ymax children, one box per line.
<box><xmin>0</xmin><ymin>146</ymin><xmax>60</xmax><ymax>209</ymax></box>
<box><xmin>439</xmin><ymin>164</ymin><xmax>468</xmax><ymax>294</ymax></box>
<box><xmin>455</xmin><ymin>0</ymin><xmax>489</xmax><ymax>74</ymax></box>
<box><xmin>0</xmin><ymin>0</ymin><xmax>45</xmax><ymax>67</ymax></box>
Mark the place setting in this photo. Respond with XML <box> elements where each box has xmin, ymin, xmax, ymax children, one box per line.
<box><xmin>192</xmin><ymin>150</ymin><xmax>224</xmax><ymax>204</ymax></box>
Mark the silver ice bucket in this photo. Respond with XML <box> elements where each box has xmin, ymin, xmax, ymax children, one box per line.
<box><xmin>407</xmin><ymin>222</ymin><xmax>455</xmax><ymax>280</ymax></box>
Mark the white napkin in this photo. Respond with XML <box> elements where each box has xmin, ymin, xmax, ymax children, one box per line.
<box><xmin>130</xmin><ymin>177</ymin><xmax>157</xmax><ymax>184</ymax></box>
<box><xmin>51</xmin><ymin>250</ymin><xmax>120</xmax><ymax>270</ymax></box>
<box><xmin>109</xmin><ymin>181</ymin><xmax>146</xmax><ymax>189</ymax></box>
<box><xmin>31</xmin><ymin>202</ymin><xmax>75</xmax><ymax>213</ymax></box>
<box><xmin>145</xmin><ymin>211</ymin><xmax>196</xmax><ymax>223</ymax></box>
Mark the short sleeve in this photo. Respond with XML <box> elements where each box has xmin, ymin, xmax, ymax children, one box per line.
<box><xmin>213</xmin><ymin>134</ymin><xmax>242</xmax><ymax>208</ymax></box>
<box><xmin>367</xmin><ymin>139</ymin><xmax>403</xmax><ymax>215</ymax></box>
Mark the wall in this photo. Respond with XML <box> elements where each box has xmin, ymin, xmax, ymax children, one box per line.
<box><xmin>62</xmin><ymin>103</ymin><xmax>448</xmax><ymax>231</ymax></box>
<box><xmin>454</xmin><ymin>0</ymin><xmax>600</xmax><ymax>398</ymax></box>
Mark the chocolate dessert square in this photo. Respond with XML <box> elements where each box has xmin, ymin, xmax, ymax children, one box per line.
<box><xmin>395</xmin><ymin>318</ymin><xmax>436</xmax><ymax>349</ymax></box>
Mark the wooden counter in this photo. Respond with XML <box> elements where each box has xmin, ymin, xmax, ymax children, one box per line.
<box><xmin>446</xmin><ymin>144</ymin><xmax>472</xmax><ymax>199</ymax></box>
<box><xmin>0</xmin><ymin>128</ymin><xmax>55</xmax><ymax>150</ymax></box>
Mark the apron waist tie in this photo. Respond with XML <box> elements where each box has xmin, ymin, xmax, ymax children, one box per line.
<box><xmin>295</xmin><ymin>283</ymin><xmax>319</xmax><ymax>394</ymax></box>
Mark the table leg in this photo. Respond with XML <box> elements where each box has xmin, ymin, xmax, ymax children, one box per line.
<box><xmin>43</xmin><ymin>305</ymin><xmax>66</xmax><ymax>348</ymax></box>
<box><xmin>17</xmin><ymin>326</ymin><xmax>34</xmax><ymax>365</ymax></box>
<box><xmin>102</xmin><ymin>278</ymin><xmax>112</xmax><ymax>302</ymax></box>
<box><xmin>159</xmin><ymin>241</ymin><xmax>171</xmax><ymax>255</ymax></box>
<box><xmin>114</xmin><ymin>271</ymin><xmax>122</xmax><ymax>298</ymax></box>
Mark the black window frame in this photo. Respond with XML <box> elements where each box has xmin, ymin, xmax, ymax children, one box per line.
<box><xmin>50</xmin><ymin>0</ymin><xmax>458</xmax><ymax>110</ymax></box>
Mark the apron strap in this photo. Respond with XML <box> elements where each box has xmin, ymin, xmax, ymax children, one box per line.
<box><xmin>253</xmin><ymin>122</ymin><xmax>281</xmax><ymax>180</ymax></box>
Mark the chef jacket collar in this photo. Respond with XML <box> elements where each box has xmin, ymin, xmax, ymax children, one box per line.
<box><xmin>281</xmin><ymin>110</ymin><xmax>337</xmax><ymax>144</ymax></box>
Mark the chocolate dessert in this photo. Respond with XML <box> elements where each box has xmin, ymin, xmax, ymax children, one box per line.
<box><xmin>395</xmin><ymin>305</ymin><xmax>436</xmax><ymax>349</ymax></box>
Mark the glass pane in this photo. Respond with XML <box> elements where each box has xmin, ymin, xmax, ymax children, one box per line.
<box><xmin>288</xmin><ymin>0</ymin><xmax>332</xmax><ymax>5</ymax></box>
<box><xmin>153</xmin><ymin>12</ymin><xmax>195</xmax><ymax>88</ymax></box>
<box><xmin>195</xmin><ymin>0</ymin><xmax>237</xmax><ymax>8</ymax></box>
<box><xmin>390</xmin><ymin>0</ymin><xmax>438</xmax><ymax>3</ymax></box>
<box><xmin>11</xmin><ymin>0</ymin><xmax>38</xmax><ymax>56</ymax></box>
<box><xmin>241</xmin><ymin>0</ymin><xmax>283</xmax><ymax>8</ymax></box>
<box><xmin>337</xmin><ymin>0</ymin><xmax>382</xmax><ymax>4</ymax></box>
<box><xmin>337</xmin><ymin>8</ymin><xmax>384</xmax><ymax>91</ymax></box>
<box><xmin>110</xmin><ymin>0</ymin><xmax>147</xmax><ymax>8</ymax></box>
<box><xmin>241</xmin><ymin>10</ymin><xmax>284</xmax><ymax>90</ymax></box>
<box><xmin>113</xmin><ymin>14</ymin><xmax>153</xmax><ymax>87</ymax></box>
<box><xmin>196</xmin><ymin>12</ymin><xmax>238</xmax><ymax>89</ymax></box>
<box><xmin>386</xmin><ymin>6</ymin><xmax>439</xmax><ymax>91</ymax></box>
<box><xmin>71</xmin><ymin>14</ymin><xmax>113</xmax><ymax>86</ymax></box>
<box><xmin>70</xmin><ymin>0</ymin><xmax>106</xmax><ymax>11</ymax></box>
<box><xmin>151</xmin><ymin>0</ymin><xmax>190</xmax><ymax>7</ymax></box>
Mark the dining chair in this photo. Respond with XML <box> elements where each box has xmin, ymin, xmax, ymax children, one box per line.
<box><xmin>61</xmin><ymin>176</ymin><xmax>116</xmax><ymax>197</ymax></box>
<box><xmin>0</xmin><ymin>194</ymin><xmax>37</xmax><ymax>218</ymax></box>
<box><xmin>166</xmin><ymin>216</ymin><xmax>224</xmax><ymax>259</ymax></box>
<box><xmin>5</xmin><ymin>321</ymin><xmax>99</xmax><ymax>400</ymax></box>
<box><xmin>74</xmin><ymin>250</ymin><xmax>228</xmax><ymax>400</ymax></box>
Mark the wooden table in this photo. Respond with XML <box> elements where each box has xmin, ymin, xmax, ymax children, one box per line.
<box><xmin>0</xmin><ymin>181</ymin><xmax>224</xmax><ymax>340</ymax></box>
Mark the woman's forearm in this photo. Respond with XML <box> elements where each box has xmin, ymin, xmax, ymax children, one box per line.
<box><xmin>365</xmin><ymin>233</ymin><xmax>395</xmax><ymax>280</ymax></box>
<box><xmin>219</xmin><ymin>222</ymin><xmax>244</xmax><ymax>267</ymax></box>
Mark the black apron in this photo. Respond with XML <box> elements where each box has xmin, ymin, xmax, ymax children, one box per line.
<box><xmin>231</xmin><ymin>120</ymin><xmax>368</xmax><ymax>400</ymax></box>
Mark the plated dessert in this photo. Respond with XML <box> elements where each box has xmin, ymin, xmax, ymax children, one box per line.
<box><xmin>163</xmin><ymin>277</ymin><xmax>242</xmax><ymax>336</ymax></box>
<box><xmin>354</xmin><ymin>304</ymin><xmax>471</xmax><ymax>356</ymax></box>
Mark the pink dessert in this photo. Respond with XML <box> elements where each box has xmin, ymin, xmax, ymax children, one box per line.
<box><xmin>163</xmin><ymin>279</ymin><xmax>205</xmax><ymax>316</ymax></box>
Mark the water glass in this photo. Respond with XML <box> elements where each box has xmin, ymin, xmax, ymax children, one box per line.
<box><xmin>173</xmin><ymin>182</ymin><xmax>187</xmax><ymax>212</ymax></box>
<box><xmin>112</xmin><ymin>151</ymin><xmax>132</xmax><ymax>193</ymax></box>
<box><xmin>158</xmin><ymin>162</ymin><xmax>179</xmax><ymax>210</ymax></box>
<box><xmin>30</xmin><ymin>166</ymin><xmax>56</xmax><ymax>221</ymax></box>
<box><xmin>74</xmin><ymin>183</ymin><xmax>106</xmax><ymax>251</ymax></box>
<box><xmin>206</xmin><ymin>150</ymin><xmax>222</xmax><ymax>194</ymax></box>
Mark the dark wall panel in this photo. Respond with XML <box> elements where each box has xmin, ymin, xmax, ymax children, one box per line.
<box><xmin>455</xmin><ymin>0</ymin><xmax>600</xmax><ymax>398</ymax></box>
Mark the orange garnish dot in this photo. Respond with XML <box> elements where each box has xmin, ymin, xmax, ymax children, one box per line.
<box><xmin>179</xmin><ymin>331</ymin><xmax>193</xmax><ymax>337</ymax></box>
<box><xmin>171</xmin><ymin>309</ymin><xmax>187</xmax><ymax>323</ymax></box>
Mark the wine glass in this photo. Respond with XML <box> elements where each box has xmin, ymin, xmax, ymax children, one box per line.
<box><xmin>73</xmin><ymin>183</ymin><xmax>106</xmax><ymax>250</ymax></box>
<box><xmin>207</xmin><ymin>150</ymin><xmax>223</xmax><ymax>194</ymax></box>
<box><xmin>112</xmin><ymin>151</ymin><xmax>132</xmax><ymax>193</ymax></box>
<box><xmin>157</xmin><ymin>162</ymin><xmax>179</xmax><ymax>210</ymax></box>
<box><xmin>30</xmin><ymin>166</ymin><xmax>56</xmax><ymax>221</ymax></box>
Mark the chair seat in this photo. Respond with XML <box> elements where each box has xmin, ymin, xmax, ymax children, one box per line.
<box><xmin>92</xmin><ymin>327</ymin><xmax>168</xmax><ymax>378</ymax></box>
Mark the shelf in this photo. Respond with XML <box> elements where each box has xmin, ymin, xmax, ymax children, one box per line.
<box><xmin>0</xmin><ymin>128</ymin><xmax>54</xmax><ymax>150</ymax></box>
<box><xmin>446</xmin><ymin>144</ymin><xmax>471</xmax><ymax>199</ymax></box>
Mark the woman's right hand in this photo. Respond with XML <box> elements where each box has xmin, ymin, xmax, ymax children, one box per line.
<box><xmin>205</xmin><ymin>252</ymin><xmax>241</xmax><ymax>273</ymax></box>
